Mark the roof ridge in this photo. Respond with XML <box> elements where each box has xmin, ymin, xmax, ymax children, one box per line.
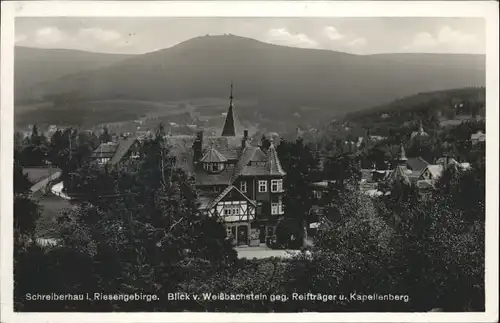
<box><xmin>266</xmin><ymin>141</ymin><xmax>286</xmax><ymax>176</ymax></box>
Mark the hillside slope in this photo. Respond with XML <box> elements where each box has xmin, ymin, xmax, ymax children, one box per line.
<box><xmin>20</xmin><ymin>35</ymin><xmax>485</xmax><ymax>112</ymax></box>
<box><xmin>15</xmin><ymin>46</ymin><xmax>134</xmax><ymax>102</ymax></box>
<box><xmin>310</xmin><ymin>87</ymin><xmax>486</xmax><ymax>141</ymax></box>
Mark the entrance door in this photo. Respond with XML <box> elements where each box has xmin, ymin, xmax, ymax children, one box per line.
<box><xmin>267</xmin><ymin>226</ymin><xmax>275</xmax><ymax>237</ymax></box>
<box><xmin>231</xmin><ymin>227</ymin><xmax>237</xmax><ymax>245</ymax></box>
<box><xmin>259</xmin><ymin>225</ymin><xmax>266</xmax><ymax>243</ymax></box>
<box><xmin>237</xmin><ymin>225</ymin><xmax>248</xmax><ymax>245</ymax></box>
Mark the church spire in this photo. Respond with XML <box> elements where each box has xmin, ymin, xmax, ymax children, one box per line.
<box><xmin>221</xmin><ymin>81</ymin><xmax>236</xmax><ymax>137</ymax></box>
<box><xmin>230</xmin><ymin>81</ymin><xmax>234</xmax><ymax>102</ymax></box>
<box><xmin>396</xmin><ymin>142</ymin><xmax>408</xmax><ymax>165</ymax></box>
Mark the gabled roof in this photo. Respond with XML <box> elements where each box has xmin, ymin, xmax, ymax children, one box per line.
<box><xmin>406</xmin><ymin>157</ymin><xmax>429</xmax><ymax>172</ymax></box>
<box><xmin>109</xmin><ymin>137</ymin><xmax>139</xmax><ymax>165</ymax></box>
<box><xmin>200</xmin><ymin>147</ymin><xmax>228</xmax><ymax>163</ymax></box>
<box><xmin>23</xmin><ymin>167</ymin><xmax>62</xmax><ymax>185</ymax></box>
<box><xmin>91</xmin><ymin>138</ymin><xmax>139</xmax><ymax>165</ymax></box>
<box><xmin>164</xmin><ymin>134</ymin><xmax>242</xmax><ymax>163</ymax></box>
<box><xmin>205</xmin><ymin>185</ymin><xmax>257</xmax><ymax>210</ymax></box>
<box><xmin>230</xmin><ymin>142</ymin><xmax>286</xmax><ymax>182</ymax></box>
<box><xmin>231</xmin><ymin>146</ymin><xmax>266</xmax><ymax>181</ymax></box>
<box><xmin>426</xmin><ymin>164</ymin><xmax>445</xmax><ymax>179</ymax></box>
<box><xmin>92</xmin><ymin>142</ymin><xmax>119</xmax><ymax>159</ymax></box>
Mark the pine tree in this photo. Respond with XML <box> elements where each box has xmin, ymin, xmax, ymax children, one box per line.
<box><xmin>276</xmin><ymin>138</ymin><xmax>320</xmax><ymax>248</ymax></box>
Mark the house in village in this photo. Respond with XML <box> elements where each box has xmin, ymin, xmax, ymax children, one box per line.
<box><xmin>470</xmin><ymin>130</ymin><xmax>486</xmax><ymax>146</ymax></box>
<box><xmin>417</xmin><ymin>156</ymin><xmax>471</xmax><ymax>192</ymax></box>
<box><xmin>162</xmin><ymin>84</ymin><xmax>286</xmax><ymax>246</ymax></box>
<box><xmin>90</xmin><ymin>137</ymin><xmax>142</xmax><ymax>166</ymax></box>
<box><xmin>87</xmin><ymin>85</ymin><xmax>286</xmax><ymax>246</ymax></box>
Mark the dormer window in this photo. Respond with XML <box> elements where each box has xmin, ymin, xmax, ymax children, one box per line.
<box><xmin>200</xmin><ymin>147</ymin><xmax>227</xmax><ymax>173</ymax></box>
<box><xmin>203</xmin><ymin>162</ymin><xmax>225</xmax><ymax>173</ymax></box>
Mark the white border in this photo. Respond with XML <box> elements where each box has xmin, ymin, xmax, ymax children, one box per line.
<box><xmin>1</xmin><ymin>1</ymin><xmax>499</xmax><ymax>323</ymax></box>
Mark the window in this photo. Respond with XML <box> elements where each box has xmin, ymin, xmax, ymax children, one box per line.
<box><xmin>130</xmin><ymin>150</ymin><xmax>140</xmax><ymax>159</ymax></box>
<box><xmin>271</xmin><ymin>179</ymin><xmax>283</xmax><ymax>192</ymax></box>
<box><xmin>271</xmin><ymin>203</ymin><xmax>279</xmax><ymax>215</ymax></box>
<box><xmin>271</xmin><ymin>199</ymin><xmax>284</xmax><ymax>215</ymax></box>
<box><xmin>223</xmin><ymin>205</ymin><xmax>241</xmax><ymax>216</ymax></box>
<box><xmin>204</xmin><ymin>162</ymin><xmax>224</xmax><ymax>172</ymax></box>
<box><xmin>240</xmin><ymin>181</ymin><xmax>247</xmax><ymax>193</ymax></box>
<box><xmin>258</xmin><ymin>180</ymin><xmax>267</xmax><ymax>192</ymax></box>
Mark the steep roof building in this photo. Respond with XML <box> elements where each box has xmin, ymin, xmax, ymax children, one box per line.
<box><xmin>163</xmin><ymin>83</ymin><xmax>286</xmax><ymax>246</ymax></box>
<box><xmin>221</xmin><ymin>82</ymin><xmax>238</xmax><ymax>137</ymax></box>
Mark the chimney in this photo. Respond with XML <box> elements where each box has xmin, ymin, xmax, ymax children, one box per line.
<box><xmin>193</xmin><ymin>131</ymin><xmax>203</xmax><ymax>162</ymax></box>
<box><xmin>241</xmin><ymin>130</ymin><xmax>249</xmax><ymax>149</ymax></box>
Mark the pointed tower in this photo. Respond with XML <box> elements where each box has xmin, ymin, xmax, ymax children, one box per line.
<box><xmin>396</xmin><ymin>142</ymin><xmax>408</xmax><ymax>166</ymax></box>
<box><xmin>221</xmin><ymin>82</ymin><xmax>237</xmax><ymax>137</ymax></box>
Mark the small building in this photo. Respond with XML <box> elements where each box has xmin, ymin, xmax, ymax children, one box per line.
<box><xmin>470</xmin><ymin>131</ymin><xmax>486</xmax><ymax>146</ymax></box>
<box><xmin>91</xmin><ymin>137</ymin><xmax>141</xmax><ymax>166</ymax></box>
<box><xmin>406</xmin><ymin>156</ymin><xmax>430</xmax><ymax>183</ymax></box>
<box><xmin>417</xmin><ymin>156</ymin><xmax>471</xmax><ymax>192</ymax></box>
<box><xmin>22</xmin><ymin>166</ymin><xmax>62</xmax><ymax>196</ymax></box>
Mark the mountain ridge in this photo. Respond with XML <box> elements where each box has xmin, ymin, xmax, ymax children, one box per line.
<box><xmin>15</xmin><ymin>34</ymin><xmax>485</xmax><ymax>126</ymax></box>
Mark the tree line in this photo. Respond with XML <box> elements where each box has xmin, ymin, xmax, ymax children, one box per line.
<box><xmin>13</xmin><ymin>120</ymin><xmax>485</xmax><ymax>311</ymax></box>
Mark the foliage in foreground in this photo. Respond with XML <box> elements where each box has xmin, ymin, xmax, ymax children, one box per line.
<box><xmin>14</xmin><ymin>128</ymin><xmax>485</xmax><ymax>312</ymax></box>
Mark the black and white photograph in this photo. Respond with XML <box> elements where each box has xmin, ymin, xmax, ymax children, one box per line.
<box><xmin>1</xmin><ymin>1</ymin><xmax>498</xmax><ymax>322</ymax></box>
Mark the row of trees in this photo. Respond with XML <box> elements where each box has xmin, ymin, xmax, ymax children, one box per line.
<box><xmin>14</xmin><ymin>125</ymin><xmax>114</xmax><ymax>168</ymax></box>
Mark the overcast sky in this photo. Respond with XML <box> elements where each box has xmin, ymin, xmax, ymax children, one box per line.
<box><xmin>15</xmin><ymin>17</ymin><xmax>485</xmax><ymax>55</ymax></box>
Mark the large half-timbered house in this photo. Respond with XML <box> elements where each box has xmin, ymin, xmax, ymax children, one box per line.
<box><xmin>164</xmin><ymin>84</ymin><xmax>286</xmax><ymax>246</ymax></box>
